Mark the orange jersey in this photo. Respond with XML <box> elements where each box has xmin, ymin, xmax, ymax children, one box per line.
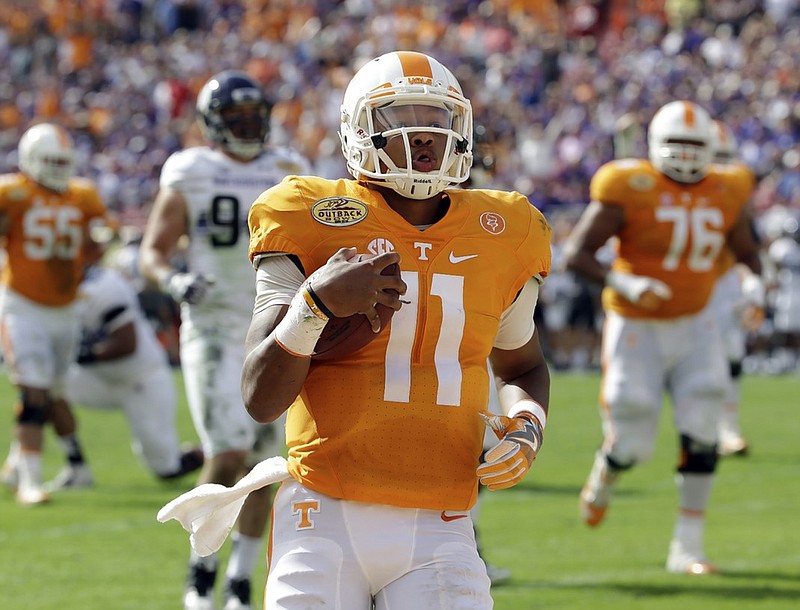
<box><xmin>249</xmin><ymin>176</ymin><xmax>551</xmax><ymax>510</ymax></box>
<box><xmin>0</xmin><ymin>173</ymin><xmax>106</xmax><ymax>306</ymax></box>
<box><xmin>591</xmin><ymin>159</ymin><xmax>753</xmax><ymax>319</ymax></box>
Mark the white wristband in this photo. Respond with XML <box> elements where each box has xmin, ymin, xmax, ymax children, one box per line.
<box><xmin>508</xmin><ymin>399</ymin><xmax>547</xmax><ymax>429</ymax></box>
<box><xmin>273</xmin><ymin>285</ymin><xmax>328</xmax><ymax>357</ymax></box>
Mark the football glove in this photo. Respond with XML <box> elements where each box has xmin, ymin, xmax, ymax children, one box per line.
<box><xmin>76</xmin><ymin>329</ymin><xmax>104</xmax><ymax>365</ymax></box>
<box><xmin>76</xmin><ymin>341</ymin><xmax>98</xmax><ymax>365</ymax></box>
<box><xmin>477</xmin><ymin>410</ymin><xmax>543</xmax><ymax>490</ymax></box>
<box><xmin>738</xmin><ymin>272</ymin><xmax>766</xmax><ymax>331</ymax></box>
<box><xmin>605</xmin><ymin>270</ymin><xmax>672</xmax><ymax>309</ymax></box>
<box><xmin>165</xmin><ymin>272</ymin><xmax>213</xmax><ymax>305</ymax></box>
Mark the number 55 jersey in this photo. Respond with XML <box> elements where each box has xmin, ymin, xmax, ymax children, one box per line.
<box><xmin>248</xmin><ymin>176</ymin><xmax>552</xmax><ymax>511</ymax></box>
<box><xmin>0</xmin><ymin>173</ymin><xmax>106</xmax><ymax>306</ymax></box>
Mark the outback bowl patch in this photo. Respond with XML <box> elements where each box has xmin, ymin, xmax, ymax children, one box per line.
<box><xmin>312</xmin><ymin>197</ymin><xmax>368</xmax><ymax>226</ymax></box>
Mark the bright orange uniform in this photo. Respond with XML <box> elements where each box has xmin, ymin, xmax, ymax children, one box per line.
<box><xmin>249</xmin><ymin>176</ymin><xmax>551</xmax><ymax>510</ymax></box>
<box><xmin>592</xmin><ymin>159</ymin><xmax>753</xmax><ymax>319</ymax></box>
<box><xmin>0</xmin><ymin>173</ymin><xmax>106</xmax><ymax>306</ymax></box>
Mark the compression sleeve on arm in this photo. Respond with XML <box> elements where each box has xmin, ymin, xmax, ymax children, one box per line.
<box><xmin>493</xmin><ymin>278</ymin><xmax>540</xmax><ymax>350</ymax></box>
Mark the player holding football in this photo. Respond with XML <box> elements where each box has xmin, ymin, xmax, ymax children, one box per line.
<box><xmin>139</xmin><ymin>71</ymin><xmax>311</xmax><ymax>610</ymax></box>
<box><xmin>0</xmin><ymin>122</ymin><xmax>107</xmax><ymax>505</ymax></box>
<box><xmin>240</xmin><ymin>51</ymin><xmax>552</xmax><ymax>607</ymax></box>
<box><xmin>564</xmin><ymin>101</ymin><xmax>763</xmax><ymax>574</ymax></box>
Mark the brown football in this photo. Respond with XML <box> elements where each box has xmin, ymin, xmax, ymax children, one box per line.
<box><xmin>311</xmin><ymin>254</ymin><xmax>400</xmax><ymax>361</ymax></box>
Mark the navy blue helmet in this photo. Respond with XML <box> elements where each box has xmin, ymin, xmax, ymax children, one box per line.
<box><xmin>196</xmin><ymin>70</ymin><xmax>270</xmax><ymax>159</ymax></box>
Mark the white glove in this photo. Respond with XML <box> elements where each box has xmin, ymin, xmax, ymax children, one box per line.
<box><xmin>738</xmin><ymin>271</ymin><xmax>766</xmax><ymax>330</ymax></box>
<box><xmin>165</xmin><ymin>272</ymin><xmax>214</xmax><ymax>305</ymax></box>
<box><xmin>605</xmin><ymin>270</ymin><xmax>672</xmax><ymax>306</ymax></box>
<box><xmin>740</xmin><ymin>273</ymin><xmax>766</xmax><ymax>308</ymax></box>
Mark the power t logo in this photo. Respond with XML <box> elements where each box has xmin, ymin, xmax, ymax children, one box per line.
<box><xmin>292</xmin><ymin>500</ymin><xmax>320</xmax><ymax>530</ymax></box>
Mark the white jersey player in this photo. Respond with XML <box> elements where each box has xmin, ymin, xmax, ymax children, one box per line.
<box><xmin>139</xmin><ymin>70</ymin><xmax>311</xmax><ymax>610</ymax></box>
<box><xmin>64</xmin><ymin>260</ymin><xmax>203</xmax><ymax>479</ymax></box>
<box><xmin>706</xmin><ymin>120</ymin><xmax>765</xmax><ymax>456</ymax></box>
<box><xmin>767</xmin><ymin>213</ymin><xmax>800</xmax><ymax>370</ymax></box>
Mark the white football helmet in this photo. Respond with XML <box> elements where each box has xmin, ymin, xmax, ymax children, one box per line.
<box><xmin>711</xmin><ymin>119</ymin><xmax>737</xmax><ymax>164</ymax></box>
<box><xmin>18</xmin><ymin>123</ymin><xmax>76</xmax><ymax>193</ymax></box>
<box><xmin>339</xmin><ymin>51</ymin><xmax>473</xmax><ymax>199</ymax></box>
<box><xmin>647</xmin><ymin>101</ymin><xmax>713</xmax><ymax>183</ymax></box>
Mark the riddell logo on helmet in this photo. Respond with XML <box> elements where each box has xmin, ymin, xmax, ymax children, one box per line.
<box><xmin>414</xmin><ymin>178</ymin><xmax>433</xmax><ymax>184</ymax></box>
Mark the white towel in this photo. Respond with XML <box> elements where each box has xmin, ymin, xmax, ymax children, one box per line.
<box><xmin>157</xmin><ymin>455</ymin><xmax>291</xmax><ymax>556</ymax></box>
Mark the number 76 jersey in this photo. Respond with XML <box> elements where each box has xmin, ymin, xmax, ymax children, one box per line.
<box><xmin>593</xmin><ymin>159</ymin><xmax>753</xmax><ymax>319</ymax></box>
<box><xmin>248</xmin><ymin>176</ymin><xmax>551</xmax><ymax>511</ymax></box>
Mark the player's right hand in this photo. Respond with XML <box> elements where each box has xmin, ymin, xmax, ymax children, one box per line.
<box><xmin>167</xmin><ymin>272</ymin><xmax>214</xmax><ymax>305</ymax></box>
<box><xmin>605</xmin><ymin>270</ymin><xmax>672</xmax><ymax>311</ymax></box>
<box><xmin>307</xmin><ymin>248</ymin><xmax>406</xmax><ymax>320</ymax></box>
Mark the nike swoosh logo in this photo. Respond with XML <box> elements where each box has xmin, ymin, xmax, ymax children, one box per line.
<box><xmin>449</xmin><ymin>252</ymin><xmax>478</xmax><ymax>264</ymax></box>
<box><xmin>440</xmin><ymin>511</ymin><xmax>468</xmax><ymax>522</ymax></box>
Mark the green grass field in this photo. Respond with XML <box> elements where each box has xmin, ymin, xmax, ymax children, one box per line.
<box><xmin>1</xmin><ymin>371</ymin><xmax>798</xmax><ymax>609</ymax></box>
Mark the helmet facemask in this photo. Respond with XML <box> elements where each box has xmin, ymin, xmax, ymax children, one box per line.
<box><xmin>650</xmin><ymin>140</ymin><xmax>712</xmax><ymax>183</ymax></box>
<box><xmin>197</xmin><ymin>71</ymin><xmax>270</xmax><ymax>161</ymax></box>
<box><xmin>647</xmin><ymin>101</ymin><xmax>713</xmax><ymax>184</ymax></box>
<box><xmin>340</xmin><ymin>52</ymin><xmax>473</xmax><ymax>199</ymax></box>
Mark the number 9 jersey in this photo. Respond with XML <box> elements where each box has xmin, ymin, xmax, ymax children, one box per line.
<box><xmin>158</xmin><ymin>146</ymin><xmax>311</xmax><ymax>333</ymax></box>
<box><xmin>248</xmin><ymin>176</ymin><xmax>552</xmax><ymax>511</ymax></box>
<box><xmin>0</xmin><ymin>173</ymin><xmax>106</xmax><ymax>306</ymax></box>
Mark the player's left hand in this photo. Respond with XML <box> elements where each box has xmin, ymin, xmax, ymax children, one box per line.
<box><xmin>738</xmin><ymin>272</ymin><xmax>766</xmax><ymax>331</ymax></box>
<box><xmin>76</xmin><ymin>329</ymin><xmax>103</xmax><ymax>365</ymax></box>
<box><xmin>477</xmin><ymin>410</ymin><xmax>543</xmax><ymax>490</ymax></box>
<box><xmin>166</xmin><ymin>271</ymin><xmax>214</xmax><ymax>305</ymax></box>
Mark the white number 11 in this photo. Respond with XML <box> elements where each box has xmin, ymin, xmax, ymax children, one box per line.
<box><xmin>383</xmin><ymin>271</ymin><xmax>466</xmax><ymax>406</ymax></box>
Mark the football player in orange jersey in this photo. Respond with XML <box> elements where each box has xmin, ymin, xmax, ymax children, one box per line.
<box><xmin>0</xmin><ymin>122</ymin><xmax>107</xmax><ymax>505</ymax></box>
<box><xmin>564</xmin><ymin>101</ymin><xmax>762</xmax><ymax>575</ymax></box>
<box><xmin>237</xmin><ymin>51</ymin><xmax>551</xmax><ymax>607</ymax></box>
<box><xmin>707</xmin><ymin>120</ymin><xmax>765</xmax><ymax>457</ymax></box>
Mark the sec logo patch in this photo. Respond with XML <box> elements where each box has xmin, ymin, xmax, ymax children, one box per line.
<box><xmin>312</xmin><ymin>197</ymin><xmax>368</xmax><ymax>226</ymax></box>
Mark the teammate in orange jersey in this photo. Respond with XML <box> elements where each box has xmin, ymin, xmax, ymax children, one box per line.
<box><xmin>239</xmin><ymin>51</ymin><xmax>551</xmax><ymax>607</ymax></box>
<box><xmin>564</xmin><ymin>101</ymin><xmax>762</xmax><ymax>574</ymax></box>
<box><xmin>0</xmin><ymin>122</ymin><xmax>107</xmax><ymax>505</ymax></box>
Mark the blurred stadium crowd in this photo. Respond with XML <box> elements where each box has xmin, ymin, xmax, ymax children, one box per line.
<box><xmin>1</xmin><ymin>0</ymin><xmax>798</xmax><ymax>372</ymax></box>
